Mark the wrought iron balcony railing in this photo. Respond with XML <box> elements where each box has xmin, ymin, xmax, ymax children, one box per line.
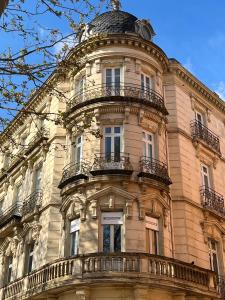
<box><xmin>90</xmin><ymin>152</ymin><xmax>133</xmax><ymax>176</ymax></box>
<box><xmin>22</xmin><ymin>190</ymin><xmax>43</xmax><ymax>216</ymax></box>
<box><xmin>190</xmin><ymin>120</ymin><xmax>220</xmax><ymax>154</ymax></box>
<box><xmin>200</xmin><ymin>186</ymin><xmax>225</xmax><ymax>216</ymax></box>
<box><xmin>58</xmin><ymin>161</ymin><xmax>90</xmax><ymax>189</ymax></box>
<box><xmin>68</xmin><ymin>83</ymin><xmax>167</xmax><ymax>115</ymax></box>
<box><xmin>1</xmin><ymin>253</ymin><xmax>218</xmax><ymax>300</ymax></box>
<box><xmin>138</xmin><ymin>156</ymin><xmax>172</xmax><ymax>185</ymax></box>
<box><xmin>0</xmin><ymin>203</ymin><xmax>22</xmax><ymax>228</ymax></box>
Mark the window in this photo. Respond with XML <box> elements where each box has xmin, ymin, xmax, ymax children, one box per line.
<box><xmin>34</xmin><ymin>166</ymin><xmax>42</xmax><ymax>191</ymax></box>
<box><xmin>105</xmin><ymin>68</ymin><xmax>121</xmax><ymax>95</ymax></box>
<box><xmin>26</xmin><ymin>243</ymin><xmax>34</xmax><ymax>274</ymax></box>
<box><xmin>200</xmin><ymin>164</ymin><xmax>210</xmax><ymax>188</ymax></box>
<box><xmin>102</xmin><ymin>212</ymin><xmax>123</xmax><ymax>253</ymax></box>
<box><xmin>14</xmin><ymin>184</ymin><xmax>22</xmax><ymax>203</ymax></box>
<box><xmin>74</xmin><ymin>135</ymin><xmax>83</xmax><ymax>166</ymax></box>
<box><xmin>0</xmin><ymin>198</ymin><xmax>3</xmax><ymax>214</ymax></box>
<box><xmin>6</xmin><ymin>256</ymin><xmax>13</xmax><ymax>284</ymax></box>
<box><xmin>70</xmin><ymin>219</ymin><xmax>80</xmax><ymax>256</ymax></box>
<box><xmin>143</xmin><ymin>131</ymin><xmax>154</xmax><ymax>159</ymax></box>
<box><xmin>141</xmin><ymin>74</ymin><xmax>153</xmax><ymax>92</ymax></box>
<box><xmin>208</xmin><ymin>239</ymin><xmax>219</xmax><ymax>273</ymax></box>
<box><xmin>104</xmin><ymin>126</ymin><xmax>123</xmax><ymax>161</ymax></box>
<box><xmin>76</xmin><ymin>77</ymin><xmax>85</xmax><ymax>94</ymax></box>
<box><xmin>195</xmin><ymin>111</ymin><xmax>204</xmax><ymax>125</ymax></box>
<box><xmin>146</xmin><ymin>216</ymin><xmax>159</xmax><ymax>255</ymax></box>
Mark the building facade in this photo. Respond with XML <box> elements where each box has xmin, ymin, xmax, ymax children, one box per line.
<box><xmin>0</xmin><ymin>2</ymin><xmax>225</xmax><ymax>300</ymax></box>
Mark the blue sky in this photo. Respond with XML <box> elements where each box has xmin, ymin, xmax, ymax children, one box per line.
<box><xmin>1</xmin><ymin>0</ymin><xmax>225</xmax><ymax>101</ymax></box>
<box><xmin>120</xmin><ymin>0</ymin><xmax>225</xmax><ymax>99</ymax></box>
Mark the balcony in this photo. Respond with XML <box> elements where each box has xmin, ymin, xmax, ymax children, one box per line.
<box><xmin>90</xmin><ymin>153</ymin><xmax>133</xmax><ymax>176</ymax></box>
<box><xmin>200</xmin><ymin>186</ymin><xmax>225</xmax><ymax>217</ymax></box>
<box><xmin>1</xmin><ymin>253</ymin><xmax>218</xmax><ymax>300</ymax></box>
<box><xmin>138</xmin><ymin>157</ymin><xmax>172</xmax><ymax>185</ymax></box>
<box><xmin>190</xmin><ymin>120</ymin><xmax>220</xmax><ymax>154</ymax></box>
<box><xmin>22</xmin><ymin>190</ymin><xmax>43</xmax><ymax>216</ymax></box>
<box><xmin>68</xmin><ymin>84</ymin><xmax>168</xmax><ymax>115</ymax></box>
<box><xmin>58</xmin><ymin>162</ymin><xmax>90</xmax><ymax>189</ymax></box>
<box><xmin>0</xmin><ymin>203</ymin><xmax>22</xmax><ymax>229</ymax></box>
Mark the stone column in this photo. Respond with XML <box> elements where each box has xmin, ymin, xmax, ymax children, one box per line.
<box><xmin>134</xmin><ymin>286</ymin><xmax>148</xmax><ymax>300</ymax></box>
<box><xmin>76</xmin><ymin>288</ymin><xmax>90</xmax><ymax>300</ymax></box>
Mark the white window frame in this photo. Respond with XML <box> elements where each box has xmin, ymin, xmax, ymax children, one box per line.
<box><xmin>14</xmin><ymin>183</ymin><xmax>22</xmax><ymax>204</ymax></box>
<box><xmin>105</xmin><ymin>67</ymin><xmax>121</xmax><ymax>88</ymax></box>
<box><xmin>195</xmin><ymin>110</ymin><xmax>205</xmax><ymax>125</ymax></box>
<box><xmin>141</xmin><ymin>73</ymin><xmax>153</xmax><ymax>92</ymax></box>
<box><xmin>103</xmin><ymin>126</ymin><xmax>123</xmax><ymax>155</ymax></box>
<box><xmin>27</xmin><ymin>243</ymin><xmax>35</xmax><ymax>274</ymax></box>
<box><xmin>101</xmin><ymin>212</ymin><xmax>123</xmax><ymax>253</ymax></box>
<box><xmin>142</xmin><ymin>131</ymin><xmax>154</xmax><ymax>159</ymax></box>
<box><xmin>200</xmin><ymin>163</ymin><xmax>211</xmax><ymax>189</ymax></box>
<box><xmin>73</xmin><ymin>135</ymin><xmax>83</xmax><ymax>165</ymax></box>
<box><xmin>6</xmin><ymin>256</ymin><xmax>13</xmax><ymax>284</ymax></box>
<box><xmin>33</xmin><ymin>165</ymin><xmax>42</xmax><ymax>192</ymax></box>
<box><xmin>70</xmin><ymin>218</ymin><xmax>80</xmax><ymax>256</ymax></box>
<box><xmin>208</xmin><ymin>238</ymin><xmax>220</xmax><ymax>273</ymax></box>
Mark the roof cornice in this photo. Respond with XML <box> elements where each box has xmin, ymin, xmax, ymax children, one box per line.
<box><xmin>169</xmin><ymin>59</ymin><xmax>225</xmax><ymax>115</ymax></box>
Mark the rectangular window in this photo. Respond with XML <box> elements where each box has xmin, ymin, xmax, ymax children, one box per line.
<box><xmin>14</xmin><ymin>184</ymin><xmax>22</xmax><ymax>204</ymax></box>
<box><xmin>106</xmin><ymin>68</ymin><xmax>121</xmax><ymax>95</ymax></box>
<box><xmin>104</xmin><ymin>126</ymin><xmax>122</xmax><ymax>161</ymax></box>
<box><xmin>27</xmin><ymin>243</ymin><xmax>34</xmax><ymax>273</ymax></box>
<box><xmin>195</xmin><ymin>111</ymin><xmax>204</xmax><ymax>125</ymax></box>
<box><xmin>34</xmin><ymin>166</ymin><xmax>42</xmax><ymax>191</ymax></box>
<box><xmin>74</xmin><ymin>135</ymin><xmax>83</xmax><ymax>166</ymax></box>
<box><xmin>102</xmin><ymin>212</ymin><xmax>123</xmax><ymax>253</ymax></box>
<box><xmin>70</xmin><ymin>219</ymin><xmax>80</xmax><ymax>256</ymax></box>
<box><xmin>141</xmin><ymin>74</ymin><xmax>152</xmax><ymax>92</ymax></box>
<box><xmin>200</xmin><ymin>164</ymin><xmax>210</xmax><ymax>188</ymax></box>
<box><xmin>208</xmin><ymin>239</ymin><xmax>219</xmax><ymax>273</ymax></box>
<box><xmin>6</xmin><ymin>256</ymin><xmax>13</xmax><ymax>284</ymax></box>
<box><xmin>146</xmin><ymin>216</ymin><xmax>159</xmax><ymax>255</ymax></box>
<box><xmin>143</xmin><ymin>131</ymin><xmax>154</xmax><ymax>159</ymax></box>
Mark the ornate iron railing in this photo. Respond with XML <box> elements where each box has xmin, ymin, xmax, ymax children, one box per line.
<box><xmin>22</xmin><ymin>190</ymin><xmax>43</xmax><ymax>216</ymax></box>
<box><xmin>91</xmin><ymin>152</ymin><xmax>133</xmax><ymax>175</ymax></box>
<box><xmin>200</xmin><ymin>186</ymin><xmax>224</xmax><ymax>216</ymax></box>
<box><xmin>59</xmin><ymin>161</ymin><xmax>90</xmax><ymax>188</ymax></box>
<box><xmin>0</xmin><ymin>203</ymin><xmax>23</xmax><ymax>228</ymax></box>
<box><xmin>68</xmin><ymin>83</ymin><xmax>167</xmax><ymax>114</ymax></box>
<box><xmin>190</xmin><ymin>120</ymin><xmax>220</xmax><ymax>153</ymax></box>
<box><xmin>138</xmin><ymin>156</ymin><xmax>171</xmax><ymax>185</ymax></box>
<box><xmin>1</xmin><ymin>253</ymin><xmax>218</xmax><ymax>299</ymax></box>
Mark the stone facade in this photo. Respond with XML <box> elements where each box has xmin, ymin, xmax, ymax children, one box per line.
<box><xmin>0</xmin><ymin>5</ymin><xmax>224</xmax><ymax>300</ymax></box>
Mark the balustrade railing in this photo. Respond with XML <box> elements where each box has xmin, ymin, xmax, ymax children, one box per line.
<box><xmin>91</xmin><ymin>152</ymin><xmax>133</xmax><ymax>175</ymax></box>
<box><xmin>22</xmin><ymin>190</ymin><xmax>43</xmax><ymax>216</ymax></box>
<box><xmin>1</xmin><ymin>253</ymin><xmax>217</xmax><ymax>300</ymax></box>
<box><xmin>68</xmin><ymin>83</ymin><xmax>167</xmax><ymax>114</ymax></box>
<box><xmin>59</xmin><ymin>161</ymin><xmax>90</xmax><ymax>188</ymax></box>
<box><xmin>0</xmin><ymin>203</ymin><xmax>23</xmax><ymax>228</ymax></box>
<box><xmin>200</xmin><ymin>186</ymin><xmax>225</xmax><ymax>216</ymax></box>
<box><xmin>190</xmin><ymin>120</ymin><xmax>220</xmax><ymax>153</ymax></box>
<box><xmin>138</xmin><ymin>156</ymin><xmax>171</xmax><ymax>185</ymax></box>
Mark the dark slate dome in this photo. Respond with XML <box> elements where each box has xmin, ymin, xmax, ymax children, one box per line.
<box><xmin>90</xmin><ymin>11</ymin><xmax>138</xmax><ymax>35</ymax></box>
<box><xmin>79</xmin><ymin>10</ymin><xmax>155</xmax><ymax>42</ymax></box>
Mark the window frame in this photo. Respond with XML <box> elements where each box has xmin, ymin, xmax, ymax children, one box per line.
<box><xmin>5</xmin><ymin>256</ymin><xmax>13</xmax><ymax>284</ymax></box>
<box><xmin>14</xmin><ymin>183</ymin><xmax>22</xmax><ymax>204</ymax></box>
<box><xmin>145</xmin><ymin>216</ymin><xmax>160</xmax><ymax>255</ymax></box>
<box><xmin>73</xmin><ymin>135</ymin><xmax>83</xmax><ymax>166</ymax></box>
<box><xmin>70</xmin><ymin>218</ymin><xmax>80</xmax><ymax>256</ymax></box>
<box><xmin>105</xmin><ymin>67</ymin><xmax>121</xmax><ymax>88</ymax></box>
<box><xmin>101</xmin><ymin>212</ymin><xmax>123</xmax><ymax>253</ymax></box>
<box><xmin>200</xmin><ymin>163</ymin><xmax>211</xmax><ymax>189</ymax></box>
<box><xmin>142</xmin><ymin>131</ymin><xmax>155</xmax><ymax>159</ymax></box>
<box><xmin>141</xmin><ymin>73</ymin><xmax>153</xmax><ymax>92</ymax></box>
<box><xmin>33</xmin><ymin>165</ymin><xmax>42</xmax><ymax>192</ymax></box>
<box><xmin>103</xmin><ymin>126</ymin><xmax>123</xmax><ymax>158</ymax></box>
<box><xmin>208</xmin><ymin>238</ymin><xmax>220</xmax><ymax>274</ymax></box>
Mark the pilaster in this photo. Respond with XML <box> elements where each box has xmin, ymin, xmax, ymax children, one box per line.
<box><xmin>76</xmin><ymin>288</ymin><xmax>90</xmax><ymax>300</ymax></box>
<box><xmin>134</xmin><ymin>286</ymin><xmax>148</xmax><ymax>300</ymax></box>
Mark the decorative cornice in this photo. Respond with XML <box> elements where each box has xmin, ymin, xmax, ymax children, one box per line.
<box><xmin>169</xmin><ymin>59</ymin><xmax>225</xmax><ymax>115</ymax></box>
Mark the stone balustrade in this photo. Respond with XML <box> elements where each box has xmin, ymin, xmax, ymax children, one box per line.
<box><xmin>0</xmin><ymin>253</ymin><xmax>218</xmax><ymax>300</ymax></box>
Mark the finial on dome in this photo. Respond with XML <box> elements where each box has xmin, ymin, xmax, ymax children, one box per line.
<box><xmin>111</xmin><ymin>0</ymin><xmax>121</xmax><ymax>11</ymax></box>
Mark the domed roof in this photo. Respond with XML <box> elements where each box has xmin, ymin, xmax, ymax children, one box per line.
<box><xmin>79</xmin><ymin>10</ymin><xmax>155</xmax><ymax>42</ymax></box>
<box><xmin>90</xmin><ymin>11</ymin><xmax>138</xmax><ymax>35</ymax></box>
